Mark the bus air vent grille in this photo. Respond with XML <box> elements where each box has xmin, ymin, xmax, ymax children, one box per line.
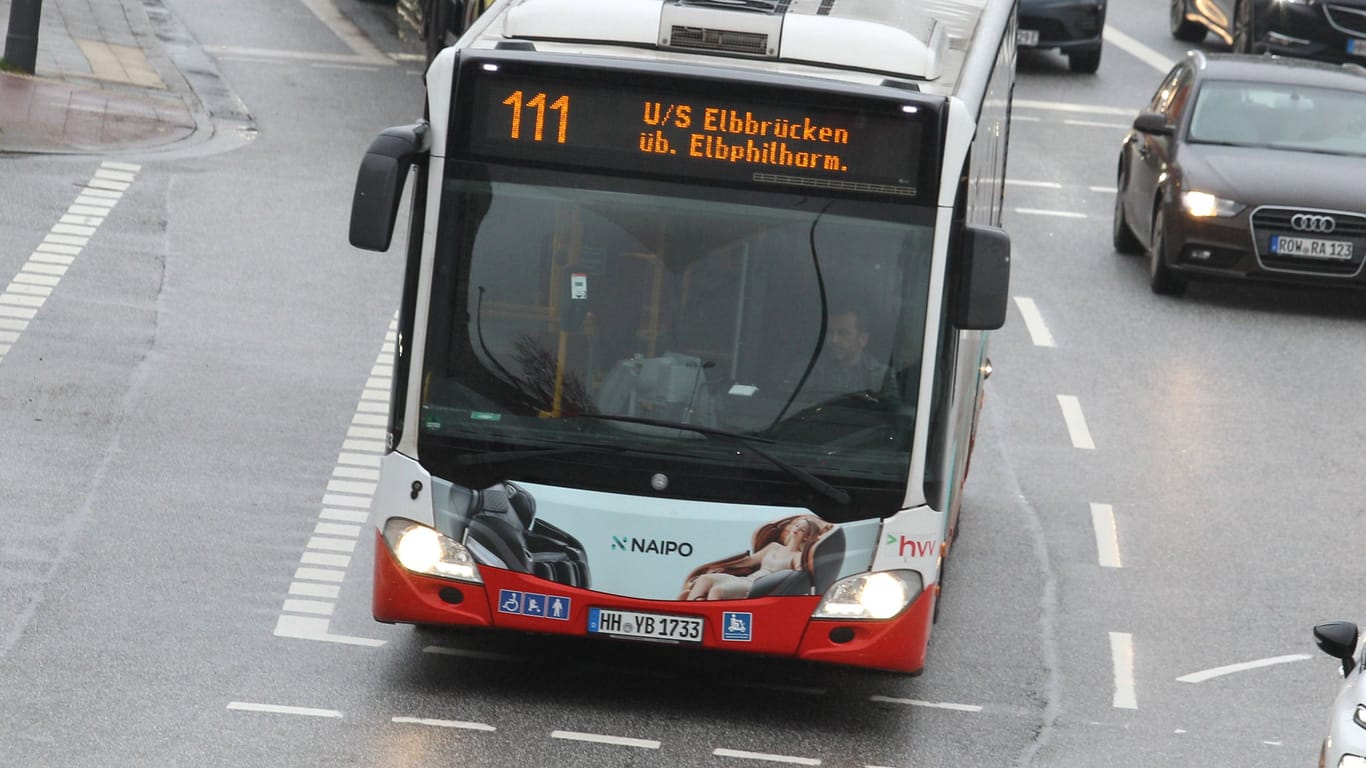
<box><xmin>668</xmin><ymin>25</ymin><xmax>770</xmax><ymax>56</ymax></box>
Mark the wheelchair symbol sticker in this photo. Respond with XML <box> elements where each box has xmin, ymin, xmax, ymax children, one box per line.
<box><xmin>498</xmin><ymin>589</ymin><xmax>523</xmax><ymax>614</ymax></box>
<box><xmin>722</xmin><ymin>611</ymin><xmax>752</xmax><ymax>642</ymax></box>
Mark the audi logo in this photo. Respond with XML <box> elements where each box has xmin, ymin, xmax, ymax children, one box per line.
<box><xmin>1291</xmin><ymin>214</ymin><xmax>1336</xmax><ymax>234</ymax></box>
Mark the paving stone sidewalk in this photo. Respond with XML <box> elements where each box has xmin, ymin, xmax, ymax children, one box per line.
<box><xmin>0</xmin><ymin>0</ymin><xmax>201</xmax><ymax>154</ymax></box>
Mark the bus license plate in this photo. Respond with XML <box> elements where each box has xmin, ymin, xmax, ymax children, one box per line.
<box><xmin>587</xmin><ymin>608</ymin><xmax>703</xmax><ymax>643</ymax></box>
<box><xmin>1270</xmin><ymin>235</ymin><xmax>1353</xmax><ymax>261</ymax></box>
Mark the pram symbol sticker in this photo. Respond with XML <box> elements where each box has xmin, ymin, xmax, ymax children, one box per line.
<box><xmin>497</xmin><ymin>589</ymin><xmax>571</xmax><ymax>621</ymax></box>
<box><xmin>722</xmin><ymin>611</ymin><xmax>752</xmax><ymax>642</ymax></box>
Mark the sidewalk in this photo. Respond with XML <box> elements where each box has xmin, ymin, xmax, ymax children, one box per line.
<box><xmin>0</xmin><ymin>0</ymin><xmax>201</xmax><ymax>154</ymax></box>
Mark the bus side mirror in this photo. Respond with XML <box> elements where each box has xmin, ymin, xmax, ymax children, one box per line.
<box><xmin>349</xmin><ymin>122</ymin><xmax>430</xmax><ymax>252</ymax></box>
<box><xmin>953</xmin><ymin>224</ymin><xmax>1011</xmax><ymax>330</ymax></box>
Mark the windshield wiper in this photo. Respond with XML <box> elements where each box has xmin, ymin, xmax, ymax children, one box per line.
<box><xmin>453</xmin><ymin>444</ymin><xmax>627</xmax><ymax>467</ymax></box>
<box><xmin>574</xmin><ymin>414</ymin><xmax>851</xmax><ymax>506</ymax></box>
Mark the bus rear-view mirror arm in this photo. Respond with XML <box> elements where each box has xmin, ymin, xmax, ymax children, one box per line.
<box><xmin>349</xmin><ymin>122</ymin><xmax>431</xmax><ymax>252</ymax></box>
<box><xmin>953</xmin><ymin>224</ymin><xmax>1011</xmax><ymax>330</ymax></box>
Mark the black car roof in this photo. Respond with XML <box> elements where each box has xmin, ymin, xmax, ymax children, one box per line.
<box><xmin>1191</xmin><ymin>52</ymin><xmax>1366</xmax><ymax>92</ymax></box>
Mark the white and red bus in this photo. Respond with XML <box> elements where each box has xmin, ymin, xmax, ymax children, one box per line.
<box><xmin>349</xmin><ymin>0</ymin><xmax>1015</xmax><ymax>674</ymax></box>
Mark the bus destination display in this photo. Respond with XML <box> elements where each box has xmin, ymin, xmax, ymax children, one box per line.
<box><xmin>465</xmin><ymin>70</ymin><xmax>927</xmax><ymax>196</ymax></box>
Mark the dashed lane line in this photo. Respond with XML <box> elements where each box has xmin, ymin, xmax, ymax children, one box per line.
<box><xmin>1014</xmin><ymin>208</ymin><xmax>1088</xmax><ymax>219</ymax></box>
<box><xmin>868</xmin><ymin>695</ymin><xmax>983</xmax><ymax>713</ymax></box>
<box><xmin>1005</xmin><ymin>179</ymin><xmax>1062</xmax><ymax>189</ymax></box>
<box><xmin>0</xmin><ymin>162</ymin><xmax>139</xmax><ymax>368</ymax></box>
<box><xmin>1104</xmin><ymin>26</ymin><xmax>1176</xmax><ymax>74</ymax></box>
<box><xmin>552</xmin><ymin>730</ymin><xmax>662</xmax><ymax>749</ymax></box>
<box><xmin>1057</xmin><ymin>395</ymin><xmax>1096</xmax><ymax>450</ymax></box>
<box><xmin>714</xmin><ymin>748</ymin><xmax>821</xmax><ymax>765</ymax></box>
<box><xmin>1013</xmin><ymin>297</ymin><xmax>1056</xmax><ymax>348</ymax></box>
<box><xmin>273</xmin><ymin>315</ymin><xmax>396</xmax><ymax>647</ymax></box>
<box><xmin>226</xmin><ymin>701</ymin><xmax>343</xmax><ymax>718</ymax></box>
<box><xmin>1090</xmin><ymin>503</ymin><xmax>1123</xmax><ymax>568</ymax></box>
<box><xmin>393</xmin><ymin>716</ymin><xmax>497</xmax><ymax>732</ymax></box>
<box><xmin>1111</xmin><ymin>632</ymin><xmax>1138</xmax><ymax>709</ymax></box>
<box><xmin>1013</xmin><ymin>99</ymin><xmax>1137</xmax><ymax>116</ymax></box>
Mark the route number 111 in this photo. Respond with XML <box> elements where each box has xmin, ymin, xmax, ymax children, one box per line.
<box><xmin>501</xmin><ymin>91</ymin><xmax>570</xmax><ymax>143</ymax></box>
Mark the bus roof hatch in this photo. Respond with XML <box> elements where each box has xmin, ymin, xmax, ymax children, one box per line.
<box><xmin>502</xmin><ymin>0</ymin><xmax>947</xmax><ymax>80</ymax></box>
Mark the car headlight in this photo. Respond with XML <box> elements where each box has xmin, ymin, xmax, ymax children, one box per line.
<box><xmin>1181</xmin><ymin>190</ymin><xmax>1244</xmax><ymax>217</ymax></box>
<box><xmin>1355</xmin><ymin>704</ymin><xmax>1366</xmax><ymax>729</ymax></box>
<box><xmin>813</xmin><ymin>570</ymin><xmax>923</xmax><ymax>620</ymax></box>
<box><xmin>1275</xmin><ymin>0</ymin><xmax>1317</xmax><ymax>6</ymax></box>
<box><xmin>383</xmin><ymin>518</ymin><xmax>482</xmax><ymax>583</ymax></box>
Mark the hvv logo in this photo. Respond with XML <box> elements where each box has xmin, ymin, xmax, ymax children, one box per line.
<box><xmin>887</xmin><ymin>534</ymin><xmax>936</xmax><ymax>558</ymax></box>
<box><xmin>612</xmin><ymin>535</ymin><xmax>694</xmax><ymax>557</ymax></box>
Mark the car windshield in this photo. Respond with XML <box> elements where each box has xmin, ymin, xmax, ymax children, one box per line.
<box><xmin>1188</xmin><ymin>81</ymin><xmax>1366</xmax><ymax>156</ymax></box>
<box><xmin>418</xmin><ymin>164</ymin><xmax>936</xmax><ymax>489</ymax></box>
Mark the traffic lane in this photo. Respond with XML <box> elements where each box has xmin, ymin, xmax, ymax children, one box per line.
<box><xmin>208</xmin><ymin>623</ymin><xmax>1047</xmax><ymax>768</ymax></box>
<box><xmin>994</xmin><ymin>114</ymin><xmax>1366</xmax><ymax>757</ymax></box>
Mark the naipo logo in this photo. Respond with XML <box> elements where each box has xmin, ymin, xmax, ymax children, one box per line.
<box><xmin>887</xmin><ymin>534</ymin><xmax>937</xmax><ymax>559</ymax></box>
<box><xmin>611</xmin><ymin>535</ymin><xmax>694</xmax><ymax>557</ymax></box>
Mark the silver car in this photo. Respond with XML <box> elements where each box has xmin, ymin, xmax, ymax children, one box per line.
<box><xmin>1315</xmin><ymin>621</ymin><xmax>1366</xmax><ymax>767</ymax></box>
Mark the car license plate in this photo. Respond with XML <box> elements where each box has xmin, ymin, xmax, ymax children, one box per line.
<box><xmin>1017</xmin><ymin>28</ymin><xmax>1039</xmax><ymax>46</ymax></box>
<box><xmin>587</xmin><ymin>608</ymin><xmax>703</xmax><ymax>643</ymax></box>
<box><xmin>1349</xmin><ymin>37</ymin><xmax>1366</xmax><ymax>58</ymax></box>
<box><xmin>1270</xmin><ymin>235</ymin><xmax>1354</xmax><ymax>260</ymax></box>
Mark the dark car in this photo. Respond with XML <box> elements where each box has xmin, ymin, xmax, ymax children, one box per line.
<box><xmin>1112</xmin><ymin>52</ymin><xmax>1366</xmax><ymax>295</ymax></box>
<box><xmin>1018</xmin><ymin>0</ymin><xmax>1106</xmax><ymax>73</ymax></box>
<box><xmin>1170</xmin><ymin>0</ymin><xmax>1366</xmax><ymax>63</ymax></box>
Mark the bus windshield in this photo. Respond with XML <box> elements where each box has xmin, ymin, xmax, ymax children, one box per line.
<box><xmin>419</xmin><ymin>164</ymin><xmax>936</xmax><ymax>500</ymax></box>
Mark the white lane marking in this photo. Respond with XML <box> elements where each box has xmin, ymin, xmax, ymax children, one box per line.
<box><xmin>551</xmin><ymin>730</ymin><xmax>661</xmax><ymax>749</ymax></box>
<box><xmin>1090</xmin><ymin>503</ymin><xmax>1122</xmax><ymax>568</ymax></box>
<box><xmin>868</xmin><ymin>695</ymin><xmax>983</xmax><ymax>712</ymax></box>
<box><xmin>1014</xmin><ymin>208</ymin><xmax>1088</xmax><ymax>219</ymax></box>
<box><xmin>1264</xmin><ymin>741</ymin><xmax>1283</xmax><ymax>746</ymax></box>
<box><xmin>0</xmin><ymin>162</ymin><xmax>137</xmax><ymax>369</ymax></box>
<box><xmin>227</xmin><ymin>701</ymin><xmax>343</xmax><ymax>718</ymax></box>
<box><xmin>1013</xmin><ymin>99</ymin><xmax>1137</xmax><ymax>116</ymax></box>
<box><xmin>1111</xmin><ymin>632</ymin><xmax>1137</xmax><ymax>709</ymax></box>
<box><xmin>393</xmin><ymin>716</ymin><xmax>496</xmax><ymax>731</ymax></box>
<box><xmin>1104</xmin><ymin>26</ymin><xmax>1176</xmax><ymax>74</ymax></box>
<box><xmin>1176</xmin><ymin>654</ymin><xmax>1312</xmax><ymax>683</ymax></box>
<box><xmin>1005</xmin><ymin>179</ymin><xmax>1062</xmax><ymax>189</ymax></box>
<box><xmin>1057</xmin><ymin>395</ymin><xmax>1096</xmax><ymax>450</ymax></box>
<box><xmin>1063</xmin><ymin>119</ymin><xmax>1130</xmax><ymax>130</ymax></box>
<box><xmin>297</xmin><ymin>0</ymin><xmax>392</xmax><ymax>64</ymax></box>
<box><xmin>1012</xmin><ymin>297</ymin><xmax>1056</xmax><ymax>348</ymax></box>
<box><xmin>1090</xmin><ymin>186</ymin><xmax>1118</xmax><ymax>194</ymax></box>
<box><xmin>714</xmin><ymin>748</ymin><xmax>821</xmax><ymax>765</ymax></box>
<box><xmin>273</xmin><ymin>315</ymin><xmax>396</xmax><ymax>647</ymax></box>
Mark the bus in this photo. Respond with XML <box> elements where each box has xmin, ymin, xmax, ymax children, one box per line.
<box><xmin>348</xmin><ymin>0</ymin><xmax>1015</xmax><ymax>674</ymax></box>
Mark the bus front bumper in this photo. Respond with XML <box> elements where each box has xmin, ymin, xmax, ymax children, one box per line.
<box><xmin>373</xmin><ymin>530</ymin><xmax>935</xmax><ymax>674</ymax></box>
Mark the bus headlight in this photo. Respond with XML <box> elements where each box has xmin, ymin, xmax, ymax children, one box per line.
<box><xmin>383</xmin><ymin>518</ymin><xmax>482</xmax><ymax>583</ymax></box>
<box><xmin>812</xmin><ymin>570</ymin><xmax>923</xmax><ymax>620</ymax></box>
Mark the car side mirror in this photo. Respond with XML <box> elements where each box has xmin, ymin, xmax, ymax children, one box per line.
<box><xmin>349</xmin><ymin>122</ymin><xmax>430</xmax><ymax>252</ymax></box>
<box><xmin>1314</xmin><ymin>621</ymin><xmax>1359</xmax><ymax>676</ymax></box>
<box><xmin>1132</xmin><ymin>110</ymin><xmax>1173</xmax><ymax>136</ymax></box>
<box><xmin>952</xmin><ymin>224</ymin><xmax>1011</xmax><ymax>331</ymax></box>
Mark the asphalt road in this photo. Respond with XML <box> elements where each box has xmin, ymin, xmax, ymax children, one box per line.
<box><xmin>2</xmin><ymin>0</ymin><xmax>1364</xmax><ymax>766</ymax></box>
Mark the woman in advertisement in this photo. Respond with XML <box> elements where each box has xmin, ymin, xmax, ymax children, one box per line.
<box><xmin>679</xmin><ymin>514</ymin><xmax>837</xmax><ymax>600</ymax></box>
